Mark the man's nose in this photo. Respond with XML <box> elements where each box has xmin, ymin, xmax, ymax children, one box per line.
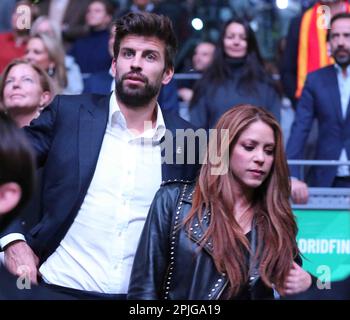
<box><xmin>130</xmin><ymin>54</ymin><xmax>142</xmax><ymax>69</ymax></box>
<box><xmin>337</xmin><ymin>35</ymin><xmax>347</xmax><ymax>46</ymax></box>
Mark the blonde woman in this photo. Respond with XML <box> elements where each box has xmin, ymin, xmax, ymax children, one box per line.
<box><xmin>25</xmin><ymin>33</ymin><xmax>67</xmax><ymax>95</ymax></box>
<box><xmin>30</xmin><ymin>16</ymin><xmax>83</xmax><ymax>94</ymax></box>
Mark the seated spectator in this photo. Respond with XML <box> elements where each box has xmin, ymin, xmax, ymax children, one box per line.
<box><xmin>30</xmin><ymin>16</ymin><xmax>84</xmax><ymax>95</ymax></box>
<box><xmin>178</xmin><ymin>41</ymin><xmax>216</xmax><ymax>104</ymax></box>
<box><xmin>0</xmin><ymin>0</ymin><xmax>36</xmax><ymax>73</ymax></box>
<box><xmin>0</xmin><ymin>59</ymin><xmax>53</xmax><ymax>128</ymax></box>
<box><xmin>118</xmin><ymin>0</ymin><xmax>155</xmax><ymax>16</ymax></box>
<box><xmin>34</xmin><ymin>0</ymin><xmax>93</xmax><ymax>51</ymax></box>
<box><xmin>25</xmin><ymin>33</ymin><xmax>67</xmax><ymax>95</ymax></box>
<box><xmin>69</xmin><ymin>0</ymin><xmax>113</xmax><ymax>79</ymax></box>
<box><xmin>84</xmin><ymin>23</ymin><xmax>179</xmax><ymax>112</ymax></box>
<box><xmin>0</xmin><ymin>0</ymin><xmax>17</xmax><ymax>32</ymax></box>
<box><xmin>189</xmin><ymin>18</ymin><xmax>281</xmax><ymax>129</ymax></box>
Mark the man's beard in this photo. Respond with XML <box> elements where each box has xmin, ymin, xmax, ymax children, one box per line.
<box><xmin>333</xmin><ymin>47</ymin><xmax>350</xmax><ymax>68</ymax></box>
<box><xmin>115</xmin><ymin>72</ymin><xmax>162</xmax><ymax>108</ymax></box>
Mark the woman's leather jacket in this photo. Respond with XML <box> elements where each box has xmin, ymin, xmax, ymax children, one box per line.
<box><xmin>128</xmin><ymin>181</ymin><xmax>276</xmax><ymax>300</ymax></box>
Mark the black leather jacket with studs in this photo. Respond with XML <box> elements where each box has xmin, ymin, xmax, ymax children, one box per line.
<box><xmin>127</xmin><ymin>181</ymin><xmax>287</xmax><ymax>300</ymax></box>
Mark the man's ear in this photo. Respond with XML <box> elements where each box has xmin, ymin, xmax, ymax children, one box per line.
<box><xmin>162</xmin><ymin>67</ymin><xmax>174</xmax><ymax>85</ymax></box>
<box><xmin>111</xmin><ymin>58</ymin><xmax>117</xmax><ymax>77</ymax></box>
<box><xmin>0</xmin><ymin>183</ymin><xmax>22</xmax><ymax>216</ymax></box>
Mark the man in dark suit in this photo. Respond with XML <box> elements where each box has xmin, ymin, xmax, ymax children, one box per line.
<box><xmin>0</xmin><ymin>12</ymin><xmax>201</xmax><ymax>299</ymax></box>
<box><xmin>280</xmin><ymin>0</ymin><xmax>350</xmax><ymax>106</ymax></box>
<box><xmin>287</xmin><ymin>12</ymin><xmax>350</xmax><ymax>204</ymax></box>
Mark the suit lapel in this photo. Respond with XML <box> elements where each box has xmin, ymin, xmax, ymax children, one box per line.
<box><xmin>78</xmin><ymin>95</ymin><xmax>110</xmax><ymax>191</ymax></box>
<box><xmin>326</xmin><ymin>66</ymin><xmax>344</xmax><ymax>123</ymax></box>
<box><xmin>346</xmin><ymin>99</ymin><xmax>350</xmax><ymax>121</ymax></box>
<box><xmin>161</xmin><ymin>111</ymin><xmax>181</xmax><ymax>181</ymax></box>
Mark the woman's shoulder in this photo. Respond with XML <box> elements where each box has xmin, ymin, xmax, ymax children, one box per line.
<box><xmin>156</xmin><ymin>179</ymin><xmax>196</xmax><ymax>203</ymax></box>
<box><xmin>160</xmin><ymin>179</ymin><xmax>195</xmax><ymax>193</ymax></box>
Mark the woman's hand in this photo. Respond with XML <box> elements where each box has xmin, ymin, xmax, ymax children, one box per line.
<box><xmin>280</xmin><ymin>262</ymin><xmax>312</xmax><ymax>296</ymax></box>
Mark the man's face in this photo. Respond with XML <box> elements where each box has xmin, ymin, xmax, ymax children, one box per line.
<box><xmin>112</xmin><ymin>35</ymin><xmax>173</xmax><ymax>108</ymax></box>
<box><xmin>330</xmin><ymin>18</ymin><xmax>350</xmax><ymax>67</ymax></box>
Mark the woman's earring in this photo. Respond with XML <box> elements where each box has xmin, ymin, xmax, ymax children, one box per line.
<box><xmin>47</xmin><ymin>66</ymin><xmax>54</xmax><ymax>76</ymax></box>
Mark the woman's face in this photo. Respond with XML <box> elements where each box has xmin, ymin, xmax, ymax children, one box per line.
<box><xmin>3</xmin><ymin>64</ymin><xmax>48</xmax><ymax>111</ymax></box>
<box><xmin>229</xmin><ymin>120</ymin><xmax>275</xmax><ymax>191</ymax></box>
<box><xmin>223</xmin><ymin>22</ymin><xmax>248</xmax><ymax>59</ymax></box>
<box><xmin>25</xmin><ymin>38</ymin><xmax>53</xmax><ymax>71</ymax></box>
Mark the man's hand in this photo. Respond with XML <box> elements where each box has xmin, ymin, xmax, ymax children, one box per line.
<box><xmin>291</xmin><ymin>178</ymin><xmax>309</xmax><ymax>204</ymax></box>
<box><xmin>4</xmin><ymin>241</ymin><xmax>39</xmax><ymax>284</ymax></box>
<box><xmin>280</xmin><ymin>262</ymin><xmax>312</xmax><ymax>296</ymax></box>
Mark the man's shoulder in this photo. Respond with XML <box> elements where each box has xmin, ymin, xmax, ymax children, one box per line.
<box><xmin>53</xmin><ymin>93</ymin><xmax>110</xmax><ymax>109</ymax></box>
<box><xmin>308</xmin><ymin>65</ymin><xmax>335</xmax><ymax>79</ymax></box>
<box><xmin>162</xmin><ymin>109</ymin><xmax>198</xmax><ymax>131</ymax></box>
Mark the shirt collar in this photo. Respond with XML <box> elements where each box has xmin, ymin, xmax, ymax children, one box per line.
<box><xmin>108</xmin><ymin>91</ymin><xmax>166</xmax><ymax>142</ymax></box>
<box><xmin>334</xmin><ymin>63</ymin><xmax>350</xmax><ymax>77</ymax></box>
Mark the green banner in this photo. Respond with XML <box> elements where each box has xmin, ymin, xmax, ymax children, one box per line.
<box><xmin>294</xmin><ymin>209</ymin><xmax>350</xmax><ymax>282</ymax></box>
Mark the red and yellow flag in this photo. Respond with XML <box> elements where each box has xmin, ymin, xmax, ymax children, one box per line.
<box><xmin>296</xmin><ymin>2</ymin><xmax>350</xmax><ymax>98</ymax></box>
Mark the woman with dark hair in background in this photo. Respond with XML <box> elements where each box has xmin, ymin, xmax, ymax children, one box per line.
<box><xmin>189</xmin><ymin>19</ymin><xmax>281</xmax><ymax>129</ymax></box>
<box><xmin>128</xmin><ymin>105</ymin><xmax>311</xmax><ymax>300</ymax></box>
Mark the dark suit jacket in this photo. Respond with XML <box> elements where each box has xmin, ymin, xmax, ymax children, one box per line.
<box><xmin>286</xmin><ymin>65</ymin><xmax>350</xmax><ymax>187</ymax></box>
<box><xmin>2</xmin><ymin>93</ymin><xmax>200</xmax><ymax>264</ymax></box>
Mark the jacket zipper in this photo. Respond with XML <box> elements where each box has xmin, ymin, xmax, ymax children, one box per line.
<box><xmin>214</xmin><ymin>279</ymin><xmax>229</xmax><ymax>300</ymax></box>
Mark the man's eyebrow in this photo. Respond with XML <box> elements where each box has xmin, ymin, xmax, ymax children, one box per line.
<box><xmin>143</xmin><ymin>49</ymin><xmax>160</xmax><ymax>55</ymax></box>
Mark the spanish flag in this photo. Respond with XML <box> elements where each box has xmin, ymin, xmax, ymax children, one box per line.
<box><xmin>296</xmin><ymin>2</ymin><xmax>350</xmax><ymax>98</ymax></box>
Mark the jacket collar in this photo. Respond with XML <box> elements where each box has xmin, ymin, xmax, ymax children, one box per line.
<box><xmin>182</xmin><ymin>190</ymin><xmax>214</xmax><ymax>254</ymax></box>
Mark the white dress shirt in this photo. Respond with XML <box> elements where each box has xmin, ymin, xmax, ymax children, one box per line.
<box><xmin>37</xmin><ymin>92</ymin><xmax>165</xmax><ymax>293</ymax></box>
<box><xmin>335</xmin><ymin>64</ymin><xmax>350</xmax><ymax>177</ymax></box>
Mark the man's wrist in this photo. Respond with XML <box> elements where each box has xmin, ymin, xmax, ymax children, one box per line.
<box><xmin>0</xmin><ymin>233</ymin><xmax>26</xmax><ymax>251</ymax></box>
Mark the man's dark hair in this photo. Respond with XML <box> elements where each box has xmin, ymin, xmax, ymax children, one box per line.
<box><xmin>327</xmin><ymin>12</ymin><xmax>350</xmax><ymax>41</ymax></box>
<box><xmin>0</xmin><ymin>112</ymin><xmax>35</xmax><ymax>220</ymax></box>
<box><xmin>113</xmin><ymin>12</ymin><xmax>178</xmax><ymax>70</ymax></box>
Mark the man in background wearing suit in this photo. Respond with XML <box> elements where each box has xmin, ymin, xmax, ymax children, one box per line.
<box><xmin>0</xmin><ymin>12</ymin><xmax>200</xmax><ymax>299</ymax></box>
<box><xmin>287</xmin><ymin>13</ymin><xmax>350</xmax><ymax>203</ymax></box>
